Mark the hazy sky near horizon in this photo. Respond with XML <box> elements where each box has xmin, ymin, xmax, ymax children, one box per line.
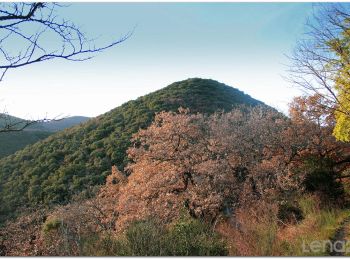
<box><xmin>0</xmin><ymin>2</ymin><xmax>316</xmax><ymax>119</ymax></box>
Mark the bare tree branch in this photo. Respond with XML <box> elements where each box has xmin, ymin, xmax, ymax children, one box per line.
<box><xmin>0</xmin><ymin>112</ymin><xmax>65</xmax><ymax>133</ymax></box>
<box><xmin>0</xmin><ymin>2</ymin><xmax>131</xmax><ymax>132</ymax></box>
<box><xmin>287</xmin><ymin>3</ymin><xmax>350</xmax><ymax>117</ymax></box>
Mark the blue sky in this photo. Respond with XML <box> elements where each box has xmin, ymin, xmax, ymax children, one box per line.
<box><xmin>0</xmin><ymin>3</ymin><xmax>315</xmax><ymax>119</ymax></box>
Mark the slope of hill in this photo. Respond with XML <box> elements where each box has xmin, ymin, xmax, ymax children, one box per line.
<box><xmin>0</xmin><ymin>131</ymin><xmax>52</xmax><ymax>159</ymax></box>
<box><xmin>0</xmin><ymin>116</ymin><xmax>90</xmax><ymax>159</ymax></box>
<box><xmin>0</xmin><ymin>78</ymin><xmax>264</xmax><ymax>223</ymax></box>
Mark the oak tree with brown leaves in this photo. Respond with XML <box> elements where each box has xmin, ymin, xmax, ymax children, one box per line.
<box><xmin>114</xmin><ymin>107</ymin><xmax>302</xmax><ymax>229</ymax></box>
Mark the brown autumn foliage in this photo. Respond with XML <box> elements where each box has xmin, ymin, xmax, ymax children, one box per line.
<box><xmin>0</xmin><ymin>200</ymin><xmax>111</xmax><ymax>256</ymax></box>
<box><xmin>289</xmin><ymin>94</ymin><xmax>350</xmax><ymax>175</ymax></box>
<box><xmin>114</xmin><ymin>106</ymin><xmax>303</xmax><ymax>229</ymax></box>
<box><xmin>0</xmin><ymin>208</ymin><xmax>47</xmax><ymax>256</ymax></box>
<box><xmin>37</xmin><ymin>166</ymin><xmax>126</xmax><ymax>256</ymax></box>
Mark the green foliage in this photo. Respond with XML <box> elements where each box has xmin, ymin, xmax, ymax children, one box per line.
<box><xmin>102</xmin><ymin>217</ymin><xmax>228</xmax><ymax>256</ymax></box>
<box><xmin>303</xmin><ymin>157</ymin><xmax>344</xmax><ymax>204</ymax></box>
<box><xmin>164</xmin><ymin>217</ymin><xmax>228</xmax><ymax>256</ymax></box>
<box><xmin>0</xmin><ymin>131</ymin><xmax>52</xmax><ymax>159</ymax></box>
<box><xmin>0</xmin><ymin>116</ymin><xmax>89</xmax><ymax>159</ymax></box>
<box><xmin>53</xmin><ymin>216</ymin><xmax>227</xmax><ymax>256</ymax></box>
<box><xmin>81</xmin><ymin>235</ymin><xmax>128</xmax><ymax>256</ymax></box>
<box><xmin>0</xmin><ymin>78</ymin><xmax>264</xmax><ymax>224</ymax></box>
<box><xmin>42</xmin><ymin>217</ymin><xmax>62</xmax><ymax>235</ymax></box>
<box><xmin>124</xmin><ymin>219</ymin><xmax>166</xmax><ymax>256</ymax></box>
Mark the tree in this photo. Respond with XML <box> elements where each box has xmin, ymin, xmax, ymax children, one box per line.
<box><xmin>114</xmin><ymin>107</ymin><xmax>300</xmax><ymax>230</ymax></box>
<box><xmin>115</xmin><ymin>104</ymin><xmax>350</xmax><ymax>230</ymax></box>
<box><xmin>0</xmin><ymin>2</ymin><xmax>131</xmax><ymax>132</ymax></box>
<box><xmin>288</xmin><ymin>94</ymin><xmax>350</xmax><ymax>180</ymax></box>
<box><xmin>288</xmin><ymin>3</ymin><xmax>350</xmax><ymax>141</ymax></box>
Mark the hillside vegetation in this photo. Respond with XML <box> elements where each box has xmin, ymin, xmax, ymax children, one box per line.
<box><xmin>0</xmin><ymin>116</ymin><xmax>89</xmax><ymax>159</ymax></box>
<box><xmin>0</xmin><ymin>78</ymin><xmax>263</xmax><ymax>224</ymax></box>
<box><xmin>2</xmin><ymin>94</ymin><xmax>350</xmax><ymax>256</ymax></box>
<box><xmin>1</xmin><ymin>79</ymin><xmax>350</xmax><ymax>256</ymax></box>
<box><xmin>0</xmin><ymin>131</ymin><xmax>52</xmax><ymax>158</ymax></box>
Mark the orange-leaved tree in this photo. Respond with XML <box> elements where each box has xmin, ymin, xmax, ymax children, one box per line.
<box><xmin>114</xmin><ymin>107</ymin><xmax>302</xmax><ymax>229</ymax></box>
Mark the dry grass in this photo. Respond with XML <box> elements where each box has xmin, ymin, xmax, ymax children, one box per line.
<box><xmin>275</xmin><ymin>195</ymin><xmax>350</xmax><ymax>256</ymax></box>
<box><xmin>216</xmin><ymin>195</ymin><xmax>350</xmax><ymax>256</ymax></box>
<box><xmin>216</xmin><ymin>202</ymin><xmax>279</xmax><ymax>256</ymax></box>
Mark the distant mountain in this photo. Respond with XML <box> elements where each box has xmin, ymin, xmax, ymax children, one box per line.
<box><xmin>0</xmin><ymin>114</ymin><xmax>28</xmax><ymax>129</ymax></box>
<box><xmin>0</xmin><ymin>116</ymin><xmax>90</xmax><ymax>159</ymax></box>
<box><xmin>0</xmin><ymin>78</ymin><xmax>265</xmax><ymax>223</ymax></box>
<box><xmin>28</xmin><ymin>116</ymin><xmax>90</xmax><ymax>132</ymax></box>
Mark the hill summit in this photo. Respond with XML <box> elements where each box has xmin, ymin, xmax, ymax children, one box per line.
<box><xmin>0</xmin><ymin>78</ymin><xmax>264</xmax><ymax>223</ymax></box>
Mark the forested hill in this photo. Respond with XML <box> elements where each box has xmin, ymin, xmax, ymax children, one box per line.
<box><xmin>0</xmin><ymin>78</ymin><xmax>264</xmax><ymax>224</ymax></box>
<box><xmin>0</xmin><ymin>116</ymin><xmax>90</xmax><ymax>159</ymax></box>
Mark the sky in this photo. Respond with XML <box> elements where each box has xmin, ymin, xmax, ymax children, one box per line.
<box><xmin>0</xmin><ymin>2</ymin><xmax>316</xmax><ymax>119</ymax></box>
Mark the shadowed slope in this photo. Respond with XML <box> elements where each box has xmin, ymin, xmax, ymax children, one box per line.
<box><xmin>0</xmin><ymin>116</ymin><xmax>90</xmax><ymax>159</ymax></box>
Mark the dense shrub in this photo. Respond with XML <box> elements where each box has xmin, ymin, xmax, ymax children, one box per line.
<box><xmin>303</xmin><ymin>158</ymin><xmax>345</xmax><ymax>204</ymax></box>
<box><xmin>277</xmin><ymin>203</ymin><xmax>304</xmax><ymax>225</ymax></box>
<box><xmin>124</xmin><ymin>219</ymin><xmax>166</xmax><ymax>256</ymax></box>
<box><xmin>164</xmin><ymin>217</ymin><xmax>228</xmax><ymax>256</ymax></box>
<box><xmin>42</xmin><ymin>217</ymin><xmax>61</xmax><ymax>235</ymax></box>
<box><xmin>115</xmin><ymin>217</ymin><xmax>228</xmax><ymax>256</ymax></box>
<box><xmin>79</xmin><ymin>235</ymin><xmax>127</xmax><ymax>256</ymax></box>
